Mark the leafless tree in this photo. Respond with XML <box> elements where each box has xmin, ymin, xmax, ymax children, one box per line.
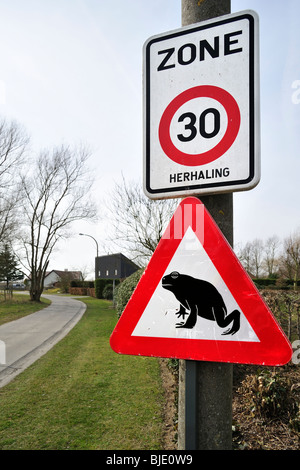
<box><xmin>18</xmin><ymin>144</ymin><xmax>97</xmax><ymax>301</ymax></box>
<box><xmin>251</xmin><ymin>238</ymin><xmax>264</xmax><ymax>278</ymax></box>
<box><xmin>238</xmin><ymin>241</ymin><xmax>254</xmax><ymax>275</ymax></box>
<box><xmin>263</xmin><ymin>235</ymin><xmax>281</xmax><ymax>277</ymax></box>
<box><xmin>238</xmin><ymin>238</ymin><xmax>265</xmax><ymax>277</ymax></box>
<box><xmin>0</xmin><ymin>195</ymin><xmax>19</xmax><ymax>243</ymax></box>
<box><xmin>280</xmin><ymin>230</ymin><xmax>300</xmax><ymax>290</ymax></box>
<box><xmin>0</xmin><ymin>117</ymin><xmax>29</xmax><ymax>243</ymax></box>
<box><xmin>106</xmin><ymin>176</ymin><xmax>178</xmax><ymax>265</ymax></box>
<box><xmin>0</xmin><ymin>118</ymin><xmax>29</xmax><ymax>187</ymax></box>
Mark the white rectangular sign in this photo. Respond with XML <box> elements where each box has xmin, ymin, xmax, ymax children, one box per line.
<box><xmin>143</xmin><ymin>10</ymin><xmax>260</xmax><ymax>199</ymax></box>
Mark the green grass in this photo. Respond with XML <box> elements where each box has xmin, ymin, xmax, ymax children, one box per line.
<box><xmin>0</xmin><ymin>294</ymin><xmax>51</xmax><ymax>326</ymax></box>
<box><xmin>0</xmin><ymin>298</ymin><xmax>165</xmax><ymax>450</ymax></box>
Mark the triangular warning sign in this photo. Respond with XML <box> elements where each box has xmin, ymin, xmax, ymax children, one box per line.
<box><xmin>110</xmin><ymin>197</ymin><xmax>292</xmax><ymax>366</ymax></box>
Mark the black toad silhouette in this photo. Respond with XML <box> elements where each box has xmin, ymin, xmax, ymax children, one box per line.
<box><xmin>162</xmin><ymin>271</ymin><xmax>240</xmax><ymax>335</ymax></box>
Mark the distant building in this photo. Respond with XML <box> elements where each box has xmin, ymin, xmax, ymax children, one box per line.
<box><xmin>95</xmin><ymin>253</ymin><xmax>139</xmax><ymax>280</ymax></box>
<box><xmin>43</xmin><ymin>269</ymin><xmax>83</xmax><ymax>288</ymax></box>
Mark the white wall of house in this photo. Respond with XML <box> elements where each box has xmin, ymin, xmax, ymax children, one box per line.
<box><xmin>43</xmin><ymin>272</ymin><xmax>60</xmax><ymax>288</ymax></box>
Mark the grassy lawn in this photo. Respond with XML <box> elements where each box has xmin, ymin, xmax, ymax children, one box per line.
<box><xmin>0</xmin><ymin>298</ymin><xmax>165</xmax><ymax>450</ymax></box>
<box><xmin>0</xmin><ymin>294</ymin><xmax>51</xmax><ymax>326</ymax></box>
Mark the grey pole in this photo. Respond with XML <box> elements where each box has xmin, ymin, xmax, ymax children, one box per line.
<box><xmin>178</xmin><ymin>0</ymin><xmax>233</xmax><ymax>451</ymax></box>
<box><xmin>79</xmin><ymin>233</ymin><xmax>99</xmax><ymax>258</ymax></box>
<box><xmin>182</xmin><ymin>0</ymin><xmax>231</xmax><ymax>26</ymax></box>
<box><xmin>79</xmin><ymin>233</ymin><xmax>99</xmax><ymax>280</ymax></box>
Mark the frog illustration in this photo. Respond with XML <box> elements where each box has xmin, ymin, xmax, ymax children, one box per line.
<box><xmin>162</xmin><ymin>271</ymin><xmax>240</xmax><ymax>335</ymax></box>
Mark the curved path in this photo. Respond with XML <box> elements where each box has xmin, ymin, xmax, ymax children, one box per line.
<box><xmin>0</xmin><ymin>295</ymin><xmax>86</xmax><ymax>388</ymax></box>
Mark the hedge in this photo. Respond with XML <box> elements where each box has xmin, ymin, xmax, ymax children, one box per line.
<box><xmin>103</xmin><ymin>284</ymin><xmax>113</xmax><ymax>300</ymax></box>
<box><xmin>114</xmin><ymin>268</ymin><xmax>144</xmax><ymax>319</ymax></box>
<box><xmin>253</xmin><ymin>279</ymin><xmax>277</xmax><ymax>287</ymax></box>
<box><xmin>94</xmin><ymin>278</ymin><xmax>120</xmax><ymax>299</ymax></box>
<box><xmin>70</xmin><ymin>280</ymin><xmax>94</xmax><ymax>288</ymax></box>
<box><xmin>253</xmin><ymin>278</ymin><xmax>300</xmax><ymax>289</ymax></box>
<box><xmin>285</xmin><ymin>279</ymin><xmax>300</xmax><ymax>287</ymax></box>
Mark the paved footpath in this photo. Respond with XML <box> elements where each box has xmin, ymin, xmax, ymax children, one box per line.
<box><xmin>0</xmin><ymin>295</ymin><xmax>86</xmax><ymax>388</ymax></box>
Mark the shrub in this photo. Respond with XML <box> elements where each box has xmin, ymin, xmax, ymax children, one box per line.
<box><xmin>94</xmin><ymin>279</ymin><xmax>120</xmax><ymax>299</ymax></box>
<box><xmin>253</xmin><ymin>278</ymin><xmax>276</xmax><ymax>288</ymax></box>
<box><xmin>237</xmin><ymin>369</ymin><xmax>293</xmax><ymax>420</ymax></box>
<box><xmin>102</xmin><ymin>284</ymin><xmax>113</xmax><ymax>300</ymax></box>
<box><xmin>70</xmin><ymin>280</ymin><xmax>94</xmax><ymax>288</ymax></box>
<box><xmin>115</xmin><ymin>268</ymin><xmax>144</xmax><ymax>319</ymax></box>
<box><xmin>95</xmin><ymin>279</ymin><xmax>106</xmax><ymax>298</ymax></box>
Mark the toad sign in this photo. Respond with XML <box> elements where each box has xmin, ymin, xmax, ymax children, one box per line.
<box><xmin>110</xmin><ymin>198</ymin><xmax>292</xmax><ymax>366</ymax></box>
<box><xmin>143</xmin><ymin>10</ymin><xmax>260</xmax><ymax>199</ymax></box>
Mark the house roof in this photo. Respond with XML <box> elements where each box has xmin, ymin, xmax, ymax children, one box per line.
<box><xmin>44</xmin><ymin>270</ymin><xmax>82</xmax><ymax>280</ymax></box>
<box><xmin>96</xmin><ymin>253</ymin><xmax>140</xmax><ymax>269</ymax></box>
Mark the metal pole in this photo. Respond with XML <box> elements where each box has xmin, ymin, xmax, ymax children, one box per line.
<box><xmin>178</xmin><ymin>0</ymin><xmax>233</xmax><ymax>451</ymax></box>
<box><xmin>79</xmin><ymin>233</ymin><xmax>99</xmax><ymax>258</ymax></box>
<box><xmin>79</xmin><ymin>232</ymin><xmax>99</xmax><ymax>281</ymax></box>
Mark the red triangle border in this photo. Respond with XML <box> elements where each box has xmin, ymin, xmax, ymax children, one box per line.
<box><xmin>110</xmin><ymin>197</ymin><xmax>292</xmax><ymax>366</ymax></box>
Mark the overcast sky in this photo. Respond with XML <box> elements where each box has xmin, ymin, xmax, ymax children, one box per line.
<box><xmin>0</xmin><ymin>0</ymin><xmax>299</xmax><ymax>278</ymax></box>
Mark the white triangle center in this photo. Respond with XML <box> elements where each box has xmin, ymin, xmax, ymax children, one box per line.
<box><xmin>132</xmin><ymin>227</ymin><xmax>259</xmax><ymax>342</ymax></box>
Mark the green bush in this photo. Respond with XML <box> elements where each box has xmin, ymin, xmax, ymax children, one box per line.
<box><xmin>102</xmin><ymin>284</ymin><xmax>113</xmax><ymax>300</ymax></box>
<box><xmin>115</xmin><ymin>268</ymin><xmax>144</xmax><ymax>319</ymax></box>
<box><xmin>94</xmin><ymin>279</ymin><xmax>120</xmax><ymax>299</ymax></box>
<box><xmin>70</xmin><ymin>280</ymin><xmax>94</xmax><ymax>288</ymax></box>
<box><xmin>286</xmin><ymin>279</ymin><xmax>300</xmax><ymax>287</ymax></box>
<box><xmin>253</xmin><ymin>278</ymin><xmax>276</xmax><ymax>287</ymax></box>
<box><xmin>94</xmin><ymin>279</ymin><xmax>107</xmax><ymax>298</ymax></box>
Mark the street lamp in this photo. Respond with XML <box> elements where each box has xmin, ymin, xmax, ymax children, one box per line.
<box><xmin>79</xmin><ymin>233</ymin><xmax>99</xmax><ymax>258</ymax></box>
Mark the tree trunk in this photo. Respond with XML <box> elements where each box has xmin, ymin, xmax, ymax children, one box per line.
<box><xmin>30</xmin><ymin>288</ymin><xmax>43</xmax><ymax>302</ymax></box>
<box><xmin>294</xmin><ymin>272</ymin><xmax>297</xmax><ymax>291</ymax></box>
<box><xmin>29</xmin><ymin>272</ymin><xmax>44</xmax><ymax>302</ymax></box>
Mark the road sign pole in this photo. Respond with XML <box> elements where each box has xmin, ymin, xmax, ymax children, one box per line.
<box><xmin>179</xmin><ymin>0</ymin><xmax>233</xmax><ymax>451</ymax></box>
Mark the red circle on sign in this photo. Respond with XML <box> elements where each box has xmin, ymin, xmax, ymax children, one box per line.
<box><xmin>158</xmin><ymin>85</ymin><xmax>241</xmax><ymax>166</ymax></box>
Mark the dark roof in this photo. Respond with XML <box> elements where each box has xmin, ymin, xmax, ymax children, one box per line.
<box><xmin>44</xmin><ymin>270</ymin><xmax>82</xmax><ymax>280</ymax></box>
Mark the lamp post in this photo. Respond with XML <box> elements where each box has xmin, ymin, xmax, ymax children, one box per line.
<box><xmin>79</xmin><ymin>233</ymin><xmax>99</xmax><ymax>281</ymax></box>
<box><xmin>79</xmin><ymin>233</ymin><xmax>99</xmax><ymax>258</ymax></box>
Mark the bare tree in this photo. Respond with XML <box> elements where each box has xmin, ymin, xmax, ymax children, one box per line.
<box><xmin>251</xmin><ymin>238</ymin><xmax>264</xmax><ymax>278</ymax></box>
<box><xmin>0</xmin><ymin>118</ymin><xmax>29</xmax><ymax>187</ymax></box>
<box><xmin>0</xmin><ymin>117</ymin><xmax>29</xmax><ymax>243</ymax></box>
<box><xmin>280</xmin><ymin>231</ymin><xmax>300</xmax><ymax>290</ymax></box>
<box><xmin>263</xmin><ymin>235</ymin><xmax>280</xmax><ymax>277</ymax></box>
<box><xmin>238</xmin><ymin>241</ymin><xmax>254</xmax><ymax>275</ymax></box>
<box><xmin>0</xmin><ymin>195</ymin><xmax>19</xmax><ymax>243</ymax></box>
<box><xmin>238</xmin><ymin>239</ymin><xmax>265</xmax><ymax>277</ymax></box>
<box><xmin>18</xmin><ymin>144</ymin><xmax>97</xmax><ymax>301</ymax></box>
<box><xmin>107</xmin><ymin>177</ymin><xmax>178</xmax><ymax>265</ymax></box>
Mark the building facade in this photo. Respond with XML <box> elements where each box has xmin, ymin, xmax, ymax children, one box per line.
<box><xmin>95</xmin><ymin>253</ymin><xmax>139</xmax><ymax>280</ymax></box>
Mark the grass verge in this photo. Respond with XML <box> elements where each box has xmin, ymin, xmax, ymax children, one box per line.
<box><xmin>0</xmin><ymin>298</ymin><xmax>164</xmax><ymax>450</ymax></box>
<box><xmin>0</xmin><ymin>294</ymin><xmax>51</xmax><ymax>326</ymax></box>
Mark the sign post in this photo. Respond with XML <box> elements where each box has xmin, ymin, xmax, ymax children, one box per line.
<box><xmin>180</xmin><ymin>0</ymin><xmax>234</xmax><ymax>451</ymax></box>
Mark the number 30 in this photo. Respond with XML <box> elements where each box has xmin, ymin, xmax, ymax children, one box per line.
<box><xmin>177</xmin><ymin>108</ymin><xmax>221</xmax><ymax>142</ymax></box>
